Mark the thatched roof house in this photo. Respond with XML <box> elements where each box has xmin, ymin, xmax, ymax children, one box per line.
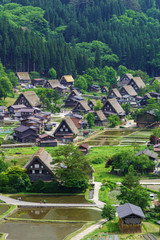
<box><xmin>72</xmin><ymin>100</ymin><xmax>91</xmax><ymax>114</ymax></box>
<box><xmin>128</xmin><ymin>77</ymin><xmax>145</xmax><ymax>92</ymax></box>
<box><xmin>24</xmin><ymin>148</ymin><xmax>54</xmax><ymax>182</ymax></box>
<box><xmin>120</xmin><ymin>85</ymin><xmax>137</xmax><ymax>97</ymax></box>
<box><xmin>102</xmin><ymin>98</ymin><xmax>125</xmax><ymax>118</ymax></box>
<box><xmin>60</xmin><ymin>75</ymin><xmax>74</xmax><ymax>86</ymax></box>
<box><xmin>16</xmin><ymin>72</ymin><xmax>30</xmax><ymax>84</ymax></box>
<box><xmin>14</xmin><ymin>91</ymin><xmax>41</xmax><ymax>108</ymax></box>
<box><xmin>94</xmin><ymin>110</ymin><xmax>106</xmax><ymax>126</ymax></box>
<box><xmin>108</xmin><ymin>88</ymin><xmax>122</xmax><ymax>99</ymax></box>
<box><xmin>54</xmin><ymin>116</ymin><xmax>79</xmax><ymax>142</ymax></box>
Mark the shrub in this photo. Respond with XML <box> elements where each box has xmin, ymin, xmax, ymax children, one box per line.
<box><xmin>91</xmin><ymin>157</ymin><xmax>104</xmax><ymax>164</ymax></box>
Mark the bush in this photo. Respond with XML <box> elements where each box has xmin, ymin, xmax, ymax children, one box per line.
<box><xmin>91</xmin><ymin>157</ymin><xmax>104</xmax><ymax>164</ymax></box>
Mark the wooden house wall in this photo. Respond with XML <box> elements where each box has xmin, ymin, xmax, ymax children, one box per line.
<box><xmin>119</xmin><ymin>76</ymin><xmax>131</xmax><ymax>86</ymax></box>
<box><xmin>14</xmin><ymin>94</ymin><xmax>32</xmax><ymax>108</ymax></box>
<box><xmin>26</xmin><ymin>158</ymin><xmax>54</xmax><ymax>182</ymax></box>
<box><xmin>102</xmin><ymin>101</ymin><xmax>116</xmax><ymax>114</ymax></box>
<box><xmin>130</xmin><ymin>80</ymin><xmax>139</xmax><ymax>92</ymax></box>
<box><xmin>119</xmin><ymin>218</ymin><xmax>142</xmax><ymax>233</ymax></box>
<box><xmin>107</xmin><ymin>91</ymin><xmax>117</xmax><ymax>99</ymax></box>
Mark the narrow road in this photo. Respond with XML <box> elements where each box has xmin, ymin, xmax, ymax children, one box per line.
<box><xmin>70</xmin><ymin>219</ymin><xmax>107</xmax><ymax>240</ymax></box>
<box><xmin>92</xmin><ymin>182</ymin><xmax>105</xmax><ymax>209</ymax></box>
<box><xmin>0</xmin><ymin>195</ymin><xmax>97</xmax><ymax>208</ymax></box>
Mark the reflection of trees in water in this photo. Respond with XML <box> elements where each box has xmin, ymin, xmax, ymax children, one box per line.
<box><xmin>14</xmin><ymin>208</ymin><xmax>50</xmax><ymax>219</ymax></box>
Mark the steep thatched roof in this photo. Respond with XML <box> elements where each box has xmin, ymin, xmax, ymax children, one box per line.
<box><xmin>73</xmin><ymin>100</ymin><xmax>91</xmax><ymax>111</ymax></box>
<box><xmin>47</xmin><ymin>80</ymin><xmax>60</xmax><ymax>88</ymax></box>
<box><xmin>95</xmin><ymin>110</ymin><xmax>106</xmax><ymax>121</ymax></box>
<box><xmin>16</xmin><ymin>72</ymin><xmax>30</xmax><ymax>81</ymax></box>
<box><xmin>121</xmin><ymin>85</ymin><xmax>137</xmax><ymax>96</ymax></box>
<box><xmin>107</xmin><ymin>98</ymin><xmax>125</xmax><ymax>114</ymax></box>
<box><xmin>131</xmin><ymin>77</ymin><xmax>146</xmax><ymax>88</ymax></box>
<box><xmin>60</xmin><ymin>75</ymin><xmax>74</xmax><ymax>83</ymax></box>
<box><xmin>125</xmin><ymin>73</ymin><xmax>133</xmax><ymax>79</ymax></box>
<box><xmin>22</xmin><ymin>91</ymin><xmax>41</xmax><ymax>107</ymax></box>
<box><xmin>55</xmin><ymin>116</ymin><xmax>79</xmax><ymax>135</ymax></box>
<box><xmin>88</xmin><ymin>99</ymin><xmax>97</xmax><ymax>106</ymax></box>
<box><xmin>24</xmin><ymin>148</ymin><xmax>53</xmax><ymax>171</ymax></box>
<box><xmin>108</xmin><ymin>88</ymin><xmax>122</xmax><ymax>98</ymax></box>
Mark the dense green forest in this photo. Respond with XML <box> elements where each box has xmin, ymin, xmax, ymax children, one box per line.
<box><xmin>1</xmin><ymin>0</ymin><xmax>160</xmax><ymax>76</ymax></box>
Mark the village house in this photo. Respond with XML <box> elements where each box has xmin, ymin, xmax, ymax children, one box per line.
<box><xmin>36</xmin><ymin>134</ymin><xmax>58</xmax><ymax>147</ymax></box>
<box><xmin>118</xmin><ymin>73</ymin><xmax>133</xmax><ymax>87</ymax></box>
<box><xmin>136</xmin><ymin>149</ymin><xmax>158</xmax><ymax>161</ymax></box>
<box><xmin>31</xmin><ymin>78</ymin><xmax>46</xmax><ymax>87</ymax></box>
<box><xmin>14</xmin><ymin>108</ymin><xmax>36</xmax><ymax>120</ymax></box>
<box><xmin>135</xmin><ymin>110</ymin><xmax>157</xmax><ymax>128</ymax></box>
<box><xmin>72</xmin><ymin>100</ymin><xmax>91</xmax><ymax>115</ymax></box>
<box><xmin>101</xmin><ymin>96</ymin><xmax>107</xmax><ymax>104</ymax></box>
<box><xmin>13</xmin><ymin>125</ymin><xmax>37</xmax><ymax>143</ymax></box>
<box><xmin>34</xmin><ymin>112</ymin><xmax>51</xmax><ymax>123</ymax></box>
<box><xmin>78</xmin><ymin>144</ymin><xmax>90</xmax><ymax>154</ymax></box>
<box><xmin>44</xmin><ymin>79</ymin><xmax>67</xmax><ymax>95</ymax></box>
<box><xmin>24</xmin><ymin>148</ymin><xmax>54</xmax><ymax>182</ymax></box>
<box><xmin>140</xmin><ymin>93</ymin><xmax>151</xmax><ymax>106</ymax></box>
<box><xmin>128</xmin><ymin>77</ymin><xmax>145</xmax><ymax>93</ymax></box>
<box><xmin>102</xmin><ymin>98</ymin><xmax>125</xmax><ymax>119</ymax></box>
<box><xmin>64</xmin><ymin>89</ymin><xmax>84</xmax><ymax>108</ymax></box>
<box><xmin>88</xmin><ymin>99</ymin><xmax>97</xmax><ymax>110</ymax></box>
<box><xmin>8</xmin><ymin>104</ymin><xmax>27</xmax><ymax>115</ymax></box>
<box><xmin>14</xmin><ymin>91</ymin><xmax>41</xmax><ymax>109</ymax></box>
<box><xmin>116</xmin><ymin>203</ymin><xmax>145</xmax><ymax>233</ymax></box>
<box><xmin>120</xmin><ymin>85</ymin><xmax>137</xmax><ymax>97</ymax></box>
<box><xmin>150</xmin><ymin>76</ymin><xmax>160</xmax><ymax>85</ymax></box>
<box><xmin>16</xmin><ymin>72</ymin><xmax>30</xmax><ymax>84</ymax></box>
<box><xmin>94</xmin><ymin>110</ymin><xmax>106</xmax><ymax>126</ymax></box>
<box><xmin>54</xmin><ymin>116</ymin><xmax>79</xmax><ymax>143</ymax></box>
<box><xmin>60</xmin><ymin>75</ymin><xmax>74</xmax><ymax>86</ymax></box>
<box><xmin>0</xmin><ymin>106</ymin><xmax>6</xmax><ymax>114</ymax></box>
<box><xmin>88</xmin><ymin>85</ymin><xmax>100</xmax><ymax>93</ymax></box>
<box><xmin>101</xmin><ymin>86</ymin><xmax>109</xmax><ymax>94</ymax></box>
<box><xmin>107</xmin><ymin>88</ymin><xmax>122</xmax><ymax>100</ymax></box>
<box><xmin>21</xmin><ymin>119</ymin><xmax>42</xmax><ymax>133</ymax></box>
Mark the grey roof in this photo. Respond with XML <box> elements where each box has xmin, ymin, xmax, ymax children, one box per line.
<box><xmin>116</xmin><ymin>203</ymin><xmax>145</xmax><ymax>219</ymax></box>
<box><xmin>18</xmin><ymin>109</ymin><xmax>34</xmax><ymax>113</ymax></box>
<box><xmin>121</xmin><ymin>85</ymin><xmax>137</xmax><ymax>97</ymax></box>
<box><xmin>136</xmin><ymin>149</ymin><xmax>158</xmax><ymax>159</ymax></box>
<box><xmin>14</xmin><ymin>125</ymin><xmax>29</xmax><ymax>132</ymax></box>
<box><xmin>0</xmin><ymin>106</ymin><xmax>6</xmax><ymax>111</ymax></box>
<box><xmin>24</xmin><ymin>148</ymin><xmax>53</xmax><ymax>172</ymax></box>
<box><xmin>10</xmin><ymin>104</ymin><xmax>27</xmax><ymax>109</ymax></box>
<box><xmin>72</xmin><ymin>95</ymin><xmax>84</xmax><ymax>101</ymax></box>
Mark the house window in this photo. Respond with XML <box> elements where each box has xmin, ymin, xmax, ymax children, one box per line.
<box><xmin>41</xmin><ymin>165</ymin><xmax>44</xmax><ymax>168</ymax></box>
<box><xmin>30</xmin><ymin>166</ymin><xmax>33</xmax><ymax>169</ymax></box>
<box><xmin>65</xmin><ymin>128</ymin><xmax>68</xmax><ymax>131</ymax></box>
<box><xmin>63</xmin><ymin>125</ymin><xmax>65</xmax><ymax>128</ymax></box>
<box><xmin>39</xmin><ymin>170</ymin><xmax>42</xmax><ymax>174</ymax></box>
<box><xmin>32</xmin><ymin>170</ymin><xmax>35</xmax><ymax>174</ymax></box>
<box><xmin>60</xmin><ymin>128</ymin><xmax>63</xmax><ymax>132</ymax></box>
<box><xmin>35</xmin><ymin>164</ymin><xmax>39</xmax><ymax>168</ymax></box>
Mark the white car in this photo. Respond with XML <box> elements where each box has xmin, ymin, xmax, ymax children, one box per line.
<box><xmin>150</xmin><ymin>193</ymin><xmax>154</xmax><ymax>200</ymax></box>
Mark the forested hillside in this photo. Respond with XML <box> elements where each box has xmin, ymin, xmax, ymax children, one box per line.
<box><xmin>1</xmin><ymin>0</ymin><xmax>160</xmax><ymax>76</ymax></box>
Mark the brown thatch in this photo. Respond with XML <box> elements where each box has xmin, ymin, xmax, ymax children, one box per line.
<box><xmin>95</xmin><ymin>110</ymin><xmax>106</xmax><ymax>121</ymax></box>
<box><xmin>46</xmin><ymin>80</ymin><xmax>60</xmax><ymax>88</ymax></box>
<box><xmin>88</xmin><ymin>99</ymin><xmax>97</xmax><ymax>106</ymax></box>
<box><xmin>74</xmin><ymin>100</ymin><xmax>91</xmax><ymax>111</ymax></box>
<box><xmin>55</xmin><ymin>116</ymin><xmax>79</xmax><ymax>135</ymax></box>
<box><xmin>108</xmin><ymin>88</ymin><xmax>122</xmax><ymax>98</ymax></box>
<box><xmin>22</xmin><ymin>91</ymin><xmax>41</xmax><ymax>108</ymax></box>
<box><xmin>131</xmin><ymin>77</ymin><xmax>146</xmax><ymax>88</ymax></box>
<box><xmin>125</xmin><ymin>73</ymin><xmax>134</xmax><ymax>79</ymax></box>
<box><xmin>60</xmin><ymin>75</ymin><xmax>74</xmax><ymax>83</ymax></box>
<box><xmin>16</xmin><ymin>72</ymin><xmax>30</xmax><ymax>81</ymax></box>
<box><xmin>121</xmin><ymin>85</ymin><xmax>137</xmax><ymax>96</ymax></box>
<box><xmin>108</xmin><ymin>98</ymin><xmax>125</xmax><ymax>114</ymax></box>
<box><xmin>24</xmin><ymin>148</ymin><xmax>53</xmax><ymax>171</ymax></box>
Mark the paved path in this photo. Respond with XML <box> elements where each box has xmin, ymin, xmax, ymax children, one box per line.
<box><xmin>0</xmin><ymin>195</ymin><xmax>96</xmax><ymax>208</ymax></box>
<box><xmin>140</xmin><ymin>179</ymin><xmax>160</xmax><ymax>184</ymax></box>
<box><xmin>92</xmin><ymin>182</ymin><xmax>105</xmax><ymax>209</ymax></box>
<box><xmin>70</xmin><ymin>219</ymin><xmax>107</xmax><ymax>240</ymax></box>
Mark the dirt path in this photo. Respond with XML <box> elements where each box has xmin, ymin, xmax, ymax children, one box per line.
<box><xmin>70</xmin><ymin>219</ymin><xmax>107</xmax><ymax>240</ymax></box>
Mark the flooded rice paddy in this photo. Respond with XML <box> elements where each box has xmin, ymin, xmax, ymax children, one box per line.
<box><xmin>9</xmin><ymin>194</ymin><xmax>89</xmax><ymax>204</ymax></box>
<box><xmin>0</xmin><ymin>205</ymin><xmax>10</xmax><ymax>215</ymax></box>
<box><xmin>0</xmin><ymin>221</ymin><xmax>84</xmax><ymax>240</ymax></box>
<box><xmin>83</xmin><ymin>129</ymin><xmax>151</xmax><ymax>146</ymax></box>
<box><xmin>10</xmin><ymin>207</ymin><xmax>102</xmax><ymax>221</ymax></box>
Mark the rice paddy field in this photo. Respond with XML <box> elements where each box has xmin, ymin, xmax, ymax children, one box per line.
<box><xmin>82</xmin><ymin>129</ymin><xmax>151</xmax><ymax>146</ymax></box>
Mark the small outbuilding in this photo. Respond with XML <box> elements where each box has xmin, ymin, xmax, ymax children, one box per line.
<box><xmin>116</xmin><ymin>203</ymin><xmax>145</xmax><ymax>233</ymax></box>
